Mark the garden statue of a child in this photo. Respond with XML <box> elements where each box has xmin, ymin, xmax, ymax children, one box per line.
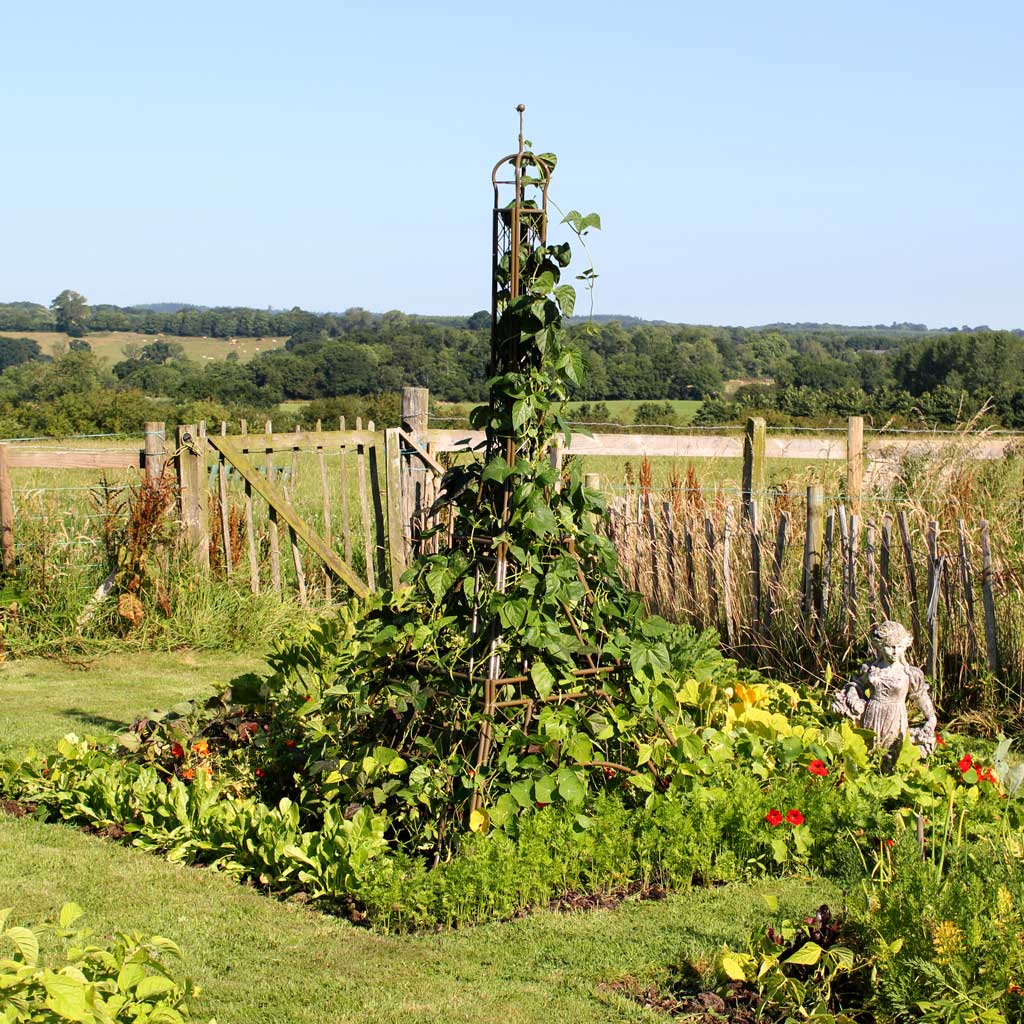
<box><xmin>831</xmin><ymin>620</ymin><xmax>937</xmax><ymax>759</ymax></box>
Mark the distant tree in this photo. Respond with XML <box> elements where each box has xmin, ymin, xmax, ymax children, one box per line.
<box><xmin>0</xmin><ymin>336</ymin><xmax>43</xmax><ymax>373</ymax></box>
<box><xmin>68</xmin><ymin>338</ymin><xmax>92</xmax><ymax>352</ymax></box>
<box><xmin>50</xmin><ymin>289</ymin><xmax>90</xmax><ymax>337</ymax></box>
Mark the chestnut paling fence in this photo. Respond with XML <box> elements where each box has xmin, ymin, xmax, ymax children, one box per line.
<box><xmin>2</xmin><ymin>389</ymin><xmax>1024</xmax><ymax>720</ymax></box>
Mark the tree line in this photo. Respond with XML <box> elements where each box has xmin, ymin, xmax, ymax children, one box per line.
<box><xmin>2</xmin><ymin>292</ymin><xmax>1024</xmax><ymax>436</ymax></box>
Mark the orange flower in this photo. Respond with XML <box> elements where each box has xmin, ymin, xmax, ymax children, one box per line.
<box><xmin>192</xmin><ymin>740</ymin><xmax>209</xmax><ymax>757</ymax></box>
<box><xmin>181</xmin><ymin>768</ymin><xmax>195</xmax><ymax>781</ymax></box>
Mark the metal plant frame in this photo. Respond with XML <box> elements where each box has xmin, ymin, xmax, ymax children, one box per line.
<box><xmin>466</xmin><ymin>109</ymin><xmax>620</xmax><ymax>812</ymax></box>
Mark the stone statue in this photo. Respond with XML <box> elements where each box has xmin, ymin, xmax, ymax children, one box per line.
<box><xmin>831</xmin><ymin>620</ymin><xmax>937</xmax><ymax>759</ymax></box>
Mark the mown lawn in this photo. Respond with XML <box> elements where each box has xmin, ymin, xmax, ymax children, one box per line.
<box><xmin>0</xmin><ymin>652</ymin><xmax>835</xmax><ymax>1023</ymax></box>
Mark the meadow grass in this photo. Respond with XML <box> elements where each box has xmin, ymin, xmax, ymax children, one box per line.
<box><xmin>0</xmin><ymin>331</ymin><xmax>287</xmax><ymax>366</ymax></box>
<box><xmin>0</xmin><ymin>652</ymin><xmax>835</xmax><ymax>1024</ymax></box>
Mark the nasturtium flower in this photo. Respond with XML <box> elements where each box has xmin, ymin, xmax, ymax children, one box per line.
<box><xmin>786</xmin><ymin>809</ymin><xmax>805</xmax><ymax>826</ymax></box>
<box><xmin>764</xmin><ymin>809</ymin><xmax>783</xmax><ymax>826</ymax></box>
<box><xmin>170</xmin><ymin>743</ymin><xmax>184</xmax><ymax>759</ymax></box>
<box><xmin>192</xmin><ymin>740</ymin><xmax>209</xmax><ymax>757</ymax></box>
<box><xmin>807</xmin><ymin>759</ymin><xmax>828</xmax><ymax>777</ymax></box>
<box><xmin>936</xmin><ymin>734</ymin><xmax>946</xmax><ymax>746</ymax></box>
<box><xmin>958</xmin><ymin>753</ymin><xmax>973</xmax><ymax>774</ymax></box>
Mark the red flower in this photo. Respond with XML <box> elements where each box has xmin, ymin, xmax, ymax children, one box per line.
<box><xmin>936</xmin><ymin>734</ymin><xmax>946</xmax><ymax>746</ymax></box>
<box><xmin>170</xmin><ymin>743</ymin><xmax>185</xmax><ymax>759</ymax></box>
<box><xmin>255</xmin><ymin>768</ymin><xmax>265</xmax><ymax>778</ymax></box>
<box><xmin>764</xmin><ymin>809</ymin><xmax>783</xmax><ymax>826</ymax></box>
<box><xmin>885</xmin><ymin>838</ymin><xmax>894</xmax><ymax>848</ymax></box>
<box><xmin>973</xmin><ymin>766</ymin><xmax>984</xmax><ymax>784</ymax></box>
<box><xmin>808</xmin><ymin>759</ymin><xmax>829</xmax><ymax>777</ymax></box>
<box><xmin>285</xmin><ymin>739</ymin><xmax>296</xmax><ymax>749</ymax></box>
<box><xmin>536</xmin><ymin>802</ymin><xmax>549</xmax><ymax>809</ymax></box>
<box><xmin>786</xmin><ymin>809</ymin><xmax>805</xmax><ymax>826</ymax></box>
<box><xmin>958</xmin><ymin>753</ymin><xmax>973</xmax><ymax>774</ymax></box>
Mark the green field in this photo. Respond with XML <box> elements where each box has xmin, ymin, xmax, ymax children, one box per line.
<box><xmin>0</xmin><ymin>651</ymin><xmax>832</xmax><ymax>1024</ymax></box>
<box><xmin>433</xmin><ymin>399</ymin><xmax>704</xmax><ymax>427</ymax></box>
<box><xmin>0</xmin><ymin>331</ymin><xmax>288</xmax><ymax>366</ymax></box>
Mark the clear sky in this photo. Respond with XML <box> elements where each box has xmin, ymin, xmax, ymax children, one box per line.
<box><xmin>2</xmin><ymin>1</ymin><xmax>1022</xmax><ymax>327</ymax></box>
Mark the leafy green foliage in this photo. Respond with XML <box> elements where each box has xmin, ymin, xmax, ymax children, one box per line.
<box><xmin>0</xmin><ymin>902</ymin><xmax>211</xmax><ymax>1023</ymax></box>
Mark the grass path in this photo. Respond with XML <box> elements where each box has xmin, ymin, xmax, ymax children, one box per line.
<box><xmin>1</xmin><ymin>651</ymin><xmax>836</xmax><ymax>1022</ymax></box>
<box><xmin>0</xmin><ymin>818</ymin><xmax>832</xmax><ymax>1024</ymax></box>
<box><xmin>0</xmin><ymin>651</ymin><xmax>265</xmax><ymax>754</ymax></box>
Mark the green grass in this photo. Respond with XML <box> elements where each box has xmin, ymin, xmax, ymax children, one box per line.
<box><xmin>0</xmin><ymin>651</ymin><xmax>265</xmax><ymax>755</ymax></box>
<box><xmin>0</xmin><ymin>651</ymin><xmax>835</xmax><ymax>1023</ymax></box>
<box><xmin>0</xmin><ymin>331</ymin><xmax>287</xmax><ymax>366</ymax></box>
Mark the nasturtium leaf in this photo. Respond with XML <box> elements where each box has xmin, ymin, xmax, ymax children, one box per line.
<box><xmin>556</xmin><ymin>768</ymin><xmax>585</xmax><ymax>804</ymax></box>
<box><xmin>533</xmin><ymin>773</ymin><xmax>556</xmax><ymax>804</ymax></box>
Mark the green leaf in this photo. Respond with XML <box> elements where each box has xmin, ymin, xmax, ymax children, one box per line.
<box><xmin>531</xmin><ymin>661</ymin><xmax>555</xmax><ymax>699</ymax></box>
<box><xmin>553</xmin><ymin>285</ymin><xmax>576</xmax><ymax>317</ymax></box>
<box><xmin>556</xmin><ymin>768</ymin><xmax>585</xmax><ymax>804</ymax></box>
<box><xmin>533</xmin><ymin>774</ymin><xmax>556</xmax><ymax>804</ymax></box>
<box><xmin>43</xmin><ymin>972</ymin><xmax>90</xmax><ymax>1022</ymax></box>
<box><xmin>481</xmin><ymin>456</ymin><xmax>514</xmax><ymax>484</ymax></box>
<box><xmin>6</xmin><ymin>925</ymin><xmax>39</xmax><ymax>965</ymax></box>
<box><xmin>784</xmin><ymin>941</ymin><xmax>823</xmax><ymax>966</ymax></box>
<box><xmin>118</xmin><ymin>959</ymin><xmax>148</xmax><ymax>993</ymax></box>
<box><xmin>59</xmin><ymin>903</ymin><xmax>84</xmax><ymax>929</ymax></box>
<box><xmin>720</xmin><ymin>953</ymin><xmax>751</xmax><ymax>982</ymax></box>
<box><xmin>136</xmin><ymin>975</ymin><xmax>178</xmax><ymax>1000</ymax></box>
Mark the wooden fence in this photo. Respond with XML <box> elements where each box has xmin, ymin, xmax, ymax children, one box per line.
<box><xmin>2</xmin><ymin>395</ymin><xmax>1022</xmax><ymax>706</ymax></box>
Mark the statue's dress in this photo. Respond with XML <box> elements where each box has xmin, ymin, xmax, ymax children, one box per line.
<box><xmin>858</xmin><ymin>662</ymin><xmax>926</xmax><ymax>751</ymax></box>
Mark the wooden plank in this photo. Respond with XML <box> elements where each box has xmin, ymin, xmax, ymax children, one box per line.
<box><xmin>384</xmin><ymin>428</ymin><xmax>408</xmax><ymax>583</ymax></box>
<box><xmin>316</xmin><ymin>420</ymin><xmax>332</xmax><ymax>603</ymax></box>
<box><xmin>237</xmin><ymin>429</ymin><xmax>379</xmax><ymax>451</ymax></box>
<box><xmin>143</xmin><ymin>422</ymin><xmax>166</xmax><ymax>483</ymax></box>
<box><xmin>837</xmin><ymin>506</ymin><xmax>850</xmax><ymax>627</ymax></box>
<box><xmin>277</xmin><ymin>449</ymin><xmax>307</xmax><ymax>607</ymax></box>
<box><xmin>880</xmin><ymin>513</ymin><xmax>893</xmax><ymax>619</ymax></box>
<box><xmin>979</xmin><ymin>519</ymin><xmax>1000</xmax><ymax>674</ymax></box>
<box><xmin>722</xmin><ymin>504</ymin><xmax>735</xmax><ymax>646</ymax></box>
<box><xmin>897</xmin><ymin>510</ymin><xmax>921</xmax><ymax>647</ymax></box>
<box><xmin>338</xmin><ymin>416</ymin><xmax>353</xmax><ymax>564</ymax></box>
<box><xmin>217</xmin><ymin>422</ymin><xmax>233</xmax><ymax>575</ymax></box>
<box><xmin>764</xmin><ymin>511</ymin><xmax>789</xmax><ymax>630</ymax></box>
<box><xmin>264</xmin><ymin>421</ymin><xmax>281</xmax><ymax>594</ymax></box>
<box><xmin>355</xmin><ymin>419</ymin><xmax>375</xmax><ymax>590</ymax></box>
<box><xmin>925</xmin><ymin>520</ymin><xmax>939</xmax><ymax>678</ymax></box>
<box><xmin>0</xmin><ymin>445</ymin><xmax>14</xmax><ymax>573</ymax></box>
<box><xmin>742</xmin><ymin>417</ymin><xmax>766</xmax><ymax>530</ymax></box>
<box><xmin>865</xmin><ymin>520</ymin><xmax>878</xmax><ymax>619</ymax></box>
<box><xmin>646</xmin><ymin>494</ymin><xmax>661</xmax><ymax>613</ymax></box>
<box><xmin>957</xmin><ymin>518</ymin><xmax>977</xmax><ymax>661</ymax></box>
<box><xmin>175</xmin><ymin>425</ymin><xmax>209</xmax><ymax>569</ymax></box>
<box><xmin>662</xmin><ymin>501</ymin><xmax>680</xmax><ymax>614</ymax></box>
<box><xmin>848</xmin><ymin>512</ymin><xmax>859</xmax><ymax>631</ymax></box>
<box><xmin>823</xmin><ymin>508</ymin><xmax>835</xmax><ymax>616</ymax></box>
<box><xmin>367</xmin><ymin>426</ymin><xmax>387</xmax><ymax>586</ymax></box>
<box><xmin>7</xmin><ymin>449</ymin><xmax>144</xmax><ymax>470</ymax></box>
<box><xmin>804</xmin><ymin>486</ymin><xmax>824</xmax><ymax>621</ymax></box>
<box><xmin>847</xmin><ymin>416</ymin><xmax>864</xmax><ymax>517</ymax></box>
<box><xmin>749</xmin><ymin>499</ymin><xmax>763</xmax><ymax>635</ymax></box>
<box><xmin>208</xmin><ymin>436</ymin><xmax>369</xmax><ymax>598</ymax></box>
<box><xmin>241</xmin><ymin>421</ymin><xmax>259</xmax><ymax>594</ymax></box>
<box><xmin>683</xmin><ymin>516</ymin><xmax>697</xmax><ymax>623</ymax></box>
<box><xmin>704</xmin><ymin>514</ymin><xmax>720</xmax><ymax>631</ymax></box>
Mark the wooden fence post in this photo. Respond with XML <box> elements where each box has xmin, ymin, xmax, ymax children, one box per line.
<box><xmin>847</xmin><ymin>415</ymin><xmax>864</xmax><ymax>517</ymax></box>
<box><xmin>175</xmin><ymin>424</ymin><xmax>209</xmax><ymax>570</ymax></box>
<box><xmin>742</xmin><ymin>416</ymin><xmax>766</xmax><ymax>531</ymax></box>
<box><xmin>0</xmin><ymin>445</ymin><xmax>14</xmax><ymax>573</ymax></box>
<box><xmin>979</xmin><ymin>519</ymin><xmax>1000</xmax><ymax>675</ymax></box>
<box><xmin>401</xmin><ymin>386</ymin><xmax>430</xmax><ymax>561</ymax></box>
<box><xmin>143</xmin><ymin>422</ymin><xmax>166</xmax><ymax>483</ymax></box>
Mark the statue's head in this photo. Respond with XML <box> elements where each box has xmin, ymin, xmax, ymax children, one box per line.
<box><xmin>869</xmin><ymin>620</ymin><xmax>913</xmax><ymax>662</ymax></box>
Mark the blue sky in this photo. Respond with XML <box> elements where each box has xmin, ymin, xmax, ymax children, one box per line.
<box><xmin>2</xmin><ymin>1</ymin><xmax>1022</xmax><ymax>326</ymax></box>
